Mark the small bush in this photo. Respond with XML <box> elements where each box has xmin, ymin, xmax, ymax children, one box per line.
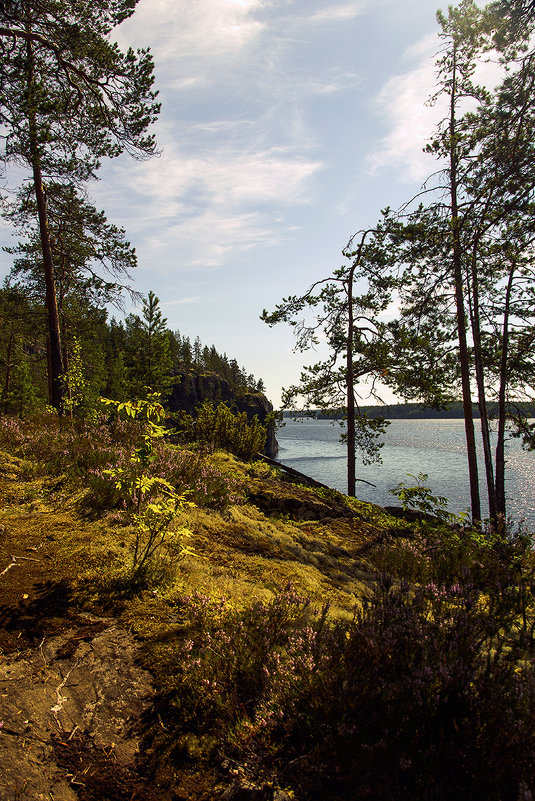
<box><xmin>390</xmin><ymin>472</ymin><xmax>468</xmax><ymax>523</ymax></box>
<box><xmin>178</xmin><ymin>401</ymin><xmax>267</xmax><ymax>461</ymax></box>
<box><xmin>99</xmin><ymin>397</ymin><xmax>194</xmax><ymax>573</ymax></box>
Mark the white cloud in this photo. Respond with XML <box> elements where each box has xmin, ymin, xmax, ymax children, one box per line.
<box><xmin>102</xmin><ymin>0</ymin><xmax>344</xmax><ymax>277</ymax></box>
<box><xmin>309</xmin><ymin>2</ymin><xmax>367</xmax><ymax>23</ymax></box>
<box><xmin>368</xmin><ymin>32</ymin><xmax>508</xmax><ymax>184</ymax></box>
<box><xmin>167</xmin><ymin>209</ymin><xmax>280</xmax><ymax>266</ymax></box>
<box><xmin>123</xmin><ymin>206</ymin><xmax>283</xmax><ymax>272</ymax></box>
<box><xmin>96</xmin><ymin>141</ymin><xmax>322</xmax><ymax>271</ymax></box>
<box><xmin>116</xmin><ymin>0</ymin><xmax>265</xmax><ymax>88</ymax></box>
<box><xmin>118</xmin><ymin>143</ymin><xmax>322</xmax><ymax>208</ymax></box>
<box><xmin>368</xmin><ymin>33</ymin><xmax>441</xmax><ymax>183</ymax></box>
<box><xmin>97</xmin><ymin>0</ymin><xmax>381</xmax><ymax>281</ymax></box>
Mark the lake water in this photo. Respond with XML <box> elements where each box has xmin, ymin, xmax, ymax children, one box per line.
<box><xmin>276</xmin><ymin>418</ymin><xmax>535</xmax><ymax>529</ymax></box>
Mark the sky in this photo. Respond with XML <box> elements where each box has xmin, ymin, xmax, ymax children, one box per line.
<box><xmin>0</xmin><ymin>0</ymin><xmax>470</xmax><ymax>408</ymax></box>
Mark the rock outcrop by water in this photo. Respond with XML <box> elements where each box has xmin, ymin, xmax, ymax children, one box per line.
<box><xmin>167</xmin><ymin>371</ymin><xmax>278</xmax><ymax>457</ymax></box>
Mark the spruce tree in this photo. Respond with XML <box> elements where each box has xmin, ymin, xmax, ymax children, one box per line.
<box><xmin>0</xmin><ymin>281</ymin><xmax>45</xmax><ymax>414</ymax></box>
<box><xmin>124</xmin><ymin>291</ymin><xmax>173</xmax><ymax>399</ymax></box>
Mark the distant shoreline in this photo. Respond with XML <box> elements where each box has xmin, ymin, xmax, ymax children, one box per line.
<box><xmin>283</xmin><ymin>401</ymin><xmax>535</xmax><ymax>421</ymax></box>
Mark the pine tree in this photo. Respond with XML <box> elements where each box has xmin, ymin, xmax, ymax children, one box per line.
<box><xmin>386</xmin><ymin>0</ymin><xmax>535</xmax><ymax>523</ymax></box>
<box><xmin>0</xmin><ymin>1</ymin><xmax>159</xmax><ymax>409</ymax></box>
<box><xmin>263</xmin><ymin>226</ymin><xmax>397</xmax><ymax>496</ymax></box>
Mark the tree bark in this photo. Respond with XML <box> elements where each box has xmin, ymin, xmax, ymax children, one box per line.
<box><xmin>346</xmin><ymin>266</ymin><xmax>356</xmax><ymax>497</ymax></box>
<box><xmin>495</xmin><ymin>264</ymin><xmax>515</xmax><ymax>519</ymax></box>
<box><xmin>449</xmin><ymin>43</ymin><xmax>481</xmax><ymax>523</ymax></box>
<box><xmin>345</xmin><ymin>232</ymin><xmax>369</xmax><ymax>497</ymax></box>
<box><xmin>468</xmin><ymin>247</ymin><xmax>497</xmax><ymax>522</ymax></box>
<box><xmin>25</xmin><ymin>31</ymin><xmax>63</xmax><ymax>409</ymax></box>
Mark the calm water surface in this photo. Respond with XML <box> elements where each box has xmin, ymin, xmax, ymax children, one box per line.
<box><xmin>276</xmin><ymin>418</ymin><xmax>535</xmax><ymax>528</ymax></box>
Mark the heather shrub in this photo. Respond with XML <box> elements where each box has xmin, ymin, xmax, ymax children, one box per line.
<box><xmin>0</xmin><ymin>410</ymin><xmax>139</xmax><ymax>477</ymax></box>
<box><xmin>372</xmin><ymin>516</ymin><xmax>531</xmax><ymax>589</ymax></box>
<box><xmin>86</xmin><ymin>441</ymin><xmax>244</xmax><ymax>512</ymax></box>
<box><xmin>0</xmin><ymin>415</ymin><xmax>25</xmax><ymax>448</ymax></box>
<box><xmin>156</xmin><ymin>568</ymin><xmax>535</xmax><ymax>801</ymax></box>
<box><xmin>273</xmin><ymin>575</ymin><xmax>535</xmax><ymax>801</ymax></box>
<box><xmin>159</xmin><ymin>587</ymin><xmax>315</xmax><ymax>736</ymax></box>
<box><xmin>150</xmin><ymin>445</ymin><xmax>245</xmax><ymax>508</ymax></box>
<box><xmin>0</xmin><ymin>407</ymin><xmax>247</xmax><ymax>509</ymax></box>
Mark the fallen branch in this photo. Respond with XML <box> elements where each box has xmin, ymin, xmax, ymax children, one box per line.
<box><xmin>0</xmin><ymin>553</ymin><xmax>42</xmax><ymax>577</ymax></box>
<box><xmin>0</xmin><ymin>561</ymin><xmax>18</xmax><ymax>577</ymax></box>
<box><xmin>10</xmin><ymin>555</ymin><xmax>42</xmax><ymax>562</ymax></box>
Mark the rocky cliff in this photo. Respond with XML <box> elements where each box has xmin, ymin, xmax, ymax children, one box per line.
<box><xmin>167</xmin><ymin>370</ymin><xmax>278</xmax><ymax>457</ymax></box>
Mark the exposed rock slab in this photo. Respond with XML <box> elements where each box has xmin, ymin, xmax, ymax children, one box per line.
<box><xmin>0</xmin><ymin>618</ymin><xmax>154</xmax><ymax>800</ymax></box>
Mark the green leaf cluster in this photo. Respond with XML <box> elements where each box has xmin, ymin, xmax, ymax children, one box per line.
<box><xmin>389</xmin><ymin>472</ymin><xmax>468</xmax><ymax>524</ymax></box>
<box><xmin>101</xmin><ymin>394</ymin><xmax>194</xmax><ymax>572</ymax></box>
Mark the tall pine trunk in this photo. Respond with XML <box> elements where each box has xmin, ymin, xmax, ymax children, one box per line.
<box><xmin>468</xmin><ymin>246</ymin><xmax>497</xmax><ymax>522</ymax></box>
<box><xmin>345</xmin><ymin>232</ymin><xmax>370</xmax><ymax>497</ymax></box>
<box><xmin>25</xmin><ymin>32</ymin><xmax>64</xmax><ymax>410</ymax></box>
<box><xmin>495</xmin><ymin>264</ymin><xmax>515</xmax><ymax>519</ymax></box>
<box><xmin>449</xmin><ymin>43</ymin><xmax>481</xmax><ymax>523</ymax></box>
<box><xmin>346</xmin><ymin>264</ymin><xmax>356</xmax><ymax>497</ymax></box>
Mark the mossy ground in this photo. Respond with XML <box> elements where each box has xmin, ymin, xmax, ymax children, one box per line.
<box><xmin>0</xmin><ymin>434</ymin><xmax>410</xmax><ymax>799</ymax></box>
<box><xmin>5</xmin><ymin>422</ymin><xmax>526</xmax><ymax>801</ymax></box>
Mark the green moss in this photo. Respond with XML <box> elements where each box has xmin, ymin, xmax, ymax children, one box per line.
<box><xmin>4</xmin><ymin>413</ymin><xmax>493</xmax><ymax>800</ymax></box>
<box><xmin>3</xmin><ymin>411</ymin><xmax>534</xmax><ymax>801</ymax></box>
